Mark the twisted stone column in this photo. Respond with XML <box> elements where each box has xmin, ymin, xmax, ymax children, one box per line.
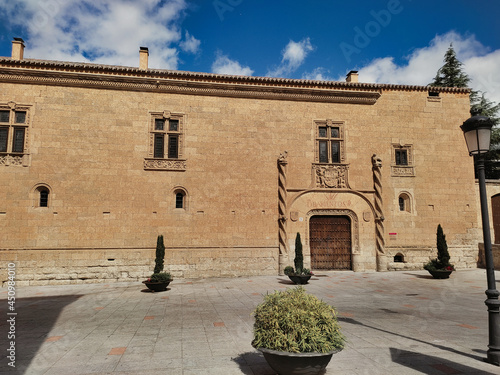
<box><xmin>278</xmin><ymin>151</ymin><xmax>288</xmax><ymax>274</ymax></box>
<box><xmin>372</xmin><ymin>154</ymin><xmax>387</xmax><ymax>271</ymax></box>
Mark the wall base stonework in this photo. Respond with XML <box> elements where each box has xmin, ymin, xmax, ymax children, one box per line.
<box><xmin>0</xmin><ymin>247</ymin><xmax>279</xmax><ymax>286</ymax></box>
<box><xmin>478</xmin><ymin>243</ymin><xmax>500</xmax><ymax>269</ymax></box>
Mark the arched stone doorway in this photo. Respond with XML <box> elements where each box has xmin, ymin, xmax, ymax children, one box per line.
<box><xmin>309</xmin><ymin>215</ymin><xmax>352</xmax><ymax>270</ymax></box>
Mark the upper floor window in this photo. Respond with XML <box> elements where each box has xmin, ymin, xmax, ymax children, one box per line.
<box><xmin>315</xmin><ymin>120</ymin><xmax>345</xmax><ymax>164</ymax></box>
<box><xmin>391</xmin><ymin>144</ymin><xmax>415</xmax><ymax>177</ymax></box>
<box><xmin>0</xmin><ymin>102</ymin><xmax>31</xmax><ymax>166</ymax></box>
<box><xmin>144</xmin><ymin>111</ymin><xmax>186</xmax><ymax>171</ymax></box>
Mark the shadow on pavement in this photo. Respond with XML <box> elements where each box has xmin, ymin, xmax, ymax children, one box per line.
<box><xmin>390</xmin><ymin>348</ymin><xmax>498</xmax><ymax>375</ymax></box>
<box><xmin>0</xmin><ymin>294</ymin><xmax>82</xmax><ymax>373</ymax></box>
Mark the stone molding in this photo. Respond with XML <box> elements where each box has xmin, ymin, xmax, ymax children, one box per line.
<box><xmin>0</xmin><ymin>66</ymin><xmax>381</xmax><ymax>104</ymax></box>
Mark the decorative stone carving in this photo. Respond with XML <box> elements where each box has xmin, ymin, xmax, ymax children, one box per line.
<box><xmin>372</xmin><ymin>154</ymin><xmax>386</xmax><ymax>271</ymax></box>
<box><xmin>278</xmin><ymin>151</ymin><xmax>289</xmax><ymax>273</ymax></box>
<box><xmin>391</xmin><ymin>166</ymin><xmax>415</xmax><ymax>177</ymax></box>
<box><xmin>143</xmin><ymin>158</ymin><xmax>186</xmax><ymax>171</ymax></box>
<box><xmin>0</xmin><ymin>155</ymin><xmax>24</xmax><ymax>166</ymax></box>
<box><xmin>312</xmin><ymin>164</ymin><xmax>349</xmax><ymax>188</ymax></box>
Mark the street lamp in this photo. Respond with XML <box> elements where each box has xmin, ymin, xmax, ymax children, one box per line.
<box><xmin>461</xmin><ymin>109</ymin><xmax>500</xmax><ymax>366</ymax></box>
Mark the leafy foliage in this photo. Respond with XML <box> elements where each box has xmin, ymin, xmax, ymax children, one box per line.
<box><xmin>424</xmin><ymin>225</ymin><xmax>454</xmax><ymax>271</ymax></box>
<box><xmin>252</xmin><ymin>287</ymin><xmax>345</xmax><ymax>353</ymax></box>
<box><xmin>154</xmin><ymin>235</ymin><xmax>165</xmax><ymax>274</ymax></box>
<box><xmin>284</xmin><ymin>266</ymin><xmax>295</xmax><ymax>276</ymax></box>
<box><xmin>149</xmin><ymin>272</ymin><xmax>172</xmax><ymax>283</ymax></box>
<box><xmin>430</xmin><ymin>44</ymin><xmax>500</xmax><ymax>179</ymax></box>
<box><xmin>294</xmin><ymin>232</ymin><xmax>304</xmax><ymax>274</ymax></box>
<box><xmin>429</xmin><ymin>44</ymin><xmax>470</xmax><ymax>88</ymax></box>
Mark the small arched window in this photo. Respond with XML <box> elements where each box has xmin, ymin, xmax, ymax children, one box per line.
<box><xmin>175</xmin><ymin>192</ymin><xmax>184</xmax><ymax>209</ymax></box>
<box><xmin>33</xmin><ymin>184</ymin><xmax>51</xmax><ymax>208</ymax></box>
<box><xmin>39</xmin><ymin>189</ymin><xmax>49</xmax><ymax>207</ymax></box>
<box><xmin>398</xmin><ymin>193</ymin><xmax>411</xmax><ymax>213</ymax></box>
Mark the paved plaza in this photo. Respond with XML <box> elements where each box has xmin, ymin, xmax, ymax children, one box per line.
<box><xmin>1</xmin><ymin>269</ymin><xmax>500</xmax><ymax>374</ymax></box>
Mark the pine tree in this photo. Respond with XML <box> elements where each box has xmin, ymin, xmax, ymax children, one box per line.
<box><xmin>436</xmin><ymin>224</ymin><xmax>450</xmax><ymax>268</ymax></box>
<box><xmin>154</xmin><ymin>235</ymin><xmax>165</xmax><ymax>274</ymax></box>
<box><xmin>294</xmin><ymin>232</ymin><xmax>303</xmax><ymax>274</ymax></box>
<box><xmin>431</xmin><ymin>44</ymin><xmax>500</xmax><ymax>178</ymax></box>
<box><xmin>430</xmin><ymin>44</ymin><xmax>471</xmax><ymax>88</ymax></box>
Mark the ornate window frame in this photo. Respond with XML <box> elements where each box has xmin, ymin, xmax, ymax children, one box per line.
<box><xmin>144</xmin><ymin>110</ymin><xmax>186</xmax><ymax>171</ymax></box>
<box><xmin>391</xmin><ymin>143</ymin><xmax>415</xmax><ymax>177</ymax></box>
<box><xmin>0</xmin><ymin>101</ymin><xmax>31</xmax><ymax>167</ymax></box>
<box><xmin>314</xmin><ymin>119</ymin><xmax>346</xmax><ymax>164</ymax></box>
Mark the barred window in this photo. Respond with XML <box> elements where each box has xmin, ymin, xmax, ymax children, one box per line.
<box><xmin>315</xmin><ymin>121</ymin><xmax>344</xmax><ymax>164</ymax></box>
<box><xmin>0</xmin><ymin>103</ymin><xmax>30</xmax><ymax>166</ymax></box>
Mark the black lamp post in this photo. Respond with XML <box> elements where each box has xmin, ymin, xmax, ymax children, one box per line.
<box><xmin>461</xmin><ymin>109</ymin><xmax>500</xmax><ymax>366</ymax></box>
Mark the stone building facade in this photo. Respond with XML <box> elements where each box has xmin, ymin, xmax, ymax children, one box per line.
<box><xmin>0</xmin><ymin>39</ymin><xmax>479</xmax><ymax>285</ymax></box>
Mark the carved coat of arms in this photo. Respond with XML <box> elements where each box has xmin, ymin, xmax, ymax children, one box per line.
<box><xmin>314</xmin><ymin>165</ymin><xmax>348</xmax><ymax>188</ymax></box>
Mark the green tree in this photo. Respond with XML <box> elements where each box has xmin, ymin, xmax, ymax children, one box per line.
<box><xmin>431</xmin><ymin>44</ymin><xmax>500</xmax><ymax>178</ymax></box>
<box><xmin>154</xmin><ymin>235</ymin><xmax>165</xmax><ymax>274</ymax></box>
<box><xmin>294</xmin><ymin>233</ymin><xmax>303</xmax><ymax>274</ymax></box>
<box><xmin>430</xmin><ymin>44</ymin><xmax>471</xmax><ymax>88</ymax></box>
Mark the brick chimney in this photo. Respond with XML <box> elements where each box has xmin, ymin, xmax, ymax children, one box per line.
<box><xmin>11</xmin><ymin>38</ymin><xmax>25</xmax><ymax>60</ymax></box>
<box><xmin>346</xmin><ymin>70</ymin><xmax>359</xmax><ymax>83</ymax></box>
<box><xmin>139</xmin><ymin>47</ymin><xmax>149</xmax><ymax>70</ymax></box>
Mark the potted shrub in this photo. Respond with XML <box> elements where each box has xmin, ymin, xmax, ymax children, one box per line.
<box><xmin>143</xmin><ymin>235</ymin><xmax>173</xmax><ymax>292</ymax></box>
<box><xmin>285</xmin><ymin>233</ymin><xmax>313</xmax><ymax>284</ymax></box>
<box><xmin>252</xmin><ymin>286</ymin><xmax>345</xmax><ymax>375</ymax></box>
<box><xmin>424</xmin><ymin>224</ymin><xmax>455</xmax><ymax>279</ymax></box>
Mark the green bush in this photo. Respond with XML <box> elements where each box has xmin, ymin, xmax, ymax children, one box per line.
<box><xmin>294</xmin><ymin>232</ymin><xmax>304</xmax><ymax>274</ymax></box>
<box><xmin>149</xmin><ymin>272</ymin><xmax>172</xmax><ymax>283</ymax></box>
<box><xmin>424</xmin><ymin>224</ymin><xmax>455</xmax><ymax>271</ymax></box>
<box><xmin>284</xmin><ymin>266</ymin><xmax>295</xmax><ymax>276</ymax></box>
<box><xmin>252</xmin><ymin>287</ymin><xmax>345</xmax><ymax>353</ymax></box>
<box><xmin>154</xmin><ymin>235</ymin><xmax>165</xmax><ymax>274</ymax></box>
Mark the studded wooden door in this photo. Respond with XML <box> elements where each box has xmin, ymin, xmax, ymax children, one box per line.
<box><xmin>492</xmin><ymin>194</ymin><xmax>500</xmax><ymax>244</ymax></box>
<box><xmin>310</xmin><ymin>215</ymin><xmax>352</xmax><ymax>270</ymax></box>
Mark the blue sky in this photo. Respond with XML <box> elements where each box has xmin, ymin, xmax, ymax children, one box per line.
<box><xmin>1</xmin><ymin>0</ymin><xmax>499</xmax><ymax>102</ymax></box>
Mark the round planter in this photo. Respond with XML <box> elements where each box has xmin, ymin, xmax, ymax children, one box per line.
<box><xmin>258</xmin><ymin>348</ymin><xmax>340</xmax><ymax>375</ymax></box>
<box><xmin>142</xmin><ymin>280</ymin><xmax>171</xmax><ymax>292</ymax></box>
<box><xmin>428</xmin><ymin>269</ymin><xmax>453</xmax><ymax>279</ymax></box>
<box><xmin>288</xmin><ymin>275</ymin><xmax>312</xmax><ymax>284</ymax></box>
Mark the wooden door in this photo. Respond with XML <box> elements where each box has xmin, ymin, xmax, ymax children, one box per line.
<box><xmin>492</xmin><ymin>194</ymin><xmax>500</xmax><ymax>244</ymax></box>
<box><xmin>310</xmin><ymin>215</ymin><xmax>351</xmax><ymax>270</ymax></box>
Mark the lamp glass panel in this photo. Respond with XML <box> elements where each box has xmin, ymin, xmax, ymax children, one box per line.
<box><xmin>477</xmin><ymin>127</ymin><xmax>492</xmax><ymax>152</ymax></box>
<box><xmin>464</xmin><ymin>130</ymin><xmax>479</xmax><ymax>154</ymax></box>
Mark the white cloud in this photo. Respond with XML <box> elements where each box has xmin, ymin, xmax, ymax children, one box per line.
<box><xmin>0</xmin><ymin>0</ymin><xmax>193</xmax><ymax>69</ymax></box>
<box><xmin>352</xmin><ymin>31</ymin><xmax>500</xmax><ymax>104</ymax></box>
<box><xmin>179</xmin><ymin>31</ymin><xmax>200</xmax><ymax>54</ymax></box>
<box><xmin>302</xmin><ymin>67</ymin><xmax>333</xmax><ymax>81</ymax></box>
<box><xmin>211</xmin><ymin>52</ymin><xmax>253</xmax><ymax>76</ymax></box>
<box><xmin>267</xmin><ymin>38</ymin><xmax>314</xmax><ymax>77</ymax></box>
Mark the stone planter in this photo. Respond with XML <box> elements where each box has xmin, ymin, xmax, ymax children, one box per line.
<box><xmin>258</xmin><ymin>348</ymin><xmax>340</xmax><ymax>375</ymax></box>
<box><xmin>288</xmin><ymin>275</ymin><xmax>312</xmax><ymax>284</ymax></box>
<box><xmin>428</xmin><ymin>269</ymin><xmax>453</xmax><ymax>279</ymax></box>
<box><xmin>142</xmin><ymin>280</ymin><xmax>171</xmax><ymax>292</ymax></box>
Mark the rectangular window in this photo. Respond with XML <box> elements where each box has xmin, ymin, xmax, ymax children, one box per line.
<box><xmin>331</xmin><ymin>141</ymin><xmax>340</xmax><ymax>163</ymax></box>
<box><xmin>0</xmin><ymin>103</ymin><xmax>31</xmax><ymax>165</ymax></box>
<box><xmin>395</xmin><ymin>149</ymin><xmax>408</xmax><ymax>165</ymax></box>
<box><xmin>0</xmin><ymin>128</ymin><xmax>8</xmax><ymax>152</ymax></box>
<box><xmin>168</xmin><ymin>135</ymin><xmax>179</xmax><ymax>159</ymax></box>
<box><xmin>14</xmin><ymin>111</ymin><xmax>26</xmax><ymax>124</ymax></box>
<box><xmin>0</xmin><ymin>111</ymin><xmax>9</xmax><ymax>123</ymax></box>
<box><xmin>12</xmin><ymin>128</ymin><xmax>25</xmax><ymax>153</ymax></box>
<box><xmin>155</xmin><ymin>119</ymin><xmax>164</xmax><ymax>131</ymax></box>
<box><xmin>319</xmin><ymin>141</ymin><xmax>328</xmax><ymax>163</ymax></box>
<box><xmin>169</xmin><ymin>119</ymin><xmax>179</xmax><ymax>131</ymax></box>
<box><xmin>154</xmin><ymin>134</ymin><xmax>164</xmax><ymax>158</ymax></box>
<box><xmin>316</xmin><ymin>121</ymin><xmax>344</xmax><ymax>164</ymax></box>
